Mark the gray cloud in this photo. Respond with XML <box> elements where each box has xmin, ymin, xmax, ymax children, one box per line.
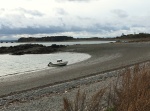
<box><xmin>0</xmin><ymin>10</ymin><xmax>147</xmax><ymax>39</ymax></box>
<box><xmin>0</xmin><ymin>8</ymin><xmax>5</xmax><ymax>14</ymax></box>
<box><xmin>0</xmin><ymin>25</ymin><xmax>65</xmax><ymax>35</ymax></box>
<box><xmin>0</xmin><ymin>8</ymin><xmax>5</xmax><ymax>11</ymax></box>
<box><xmin>55</xmin><ymin>8</ymin><xmax>68</xmax><ymax>15</ymax></box>
<box><xmin>15</xmin><ymin>8</ymin><xmax>44</xmax><ymax>17</ymax></box>
<box><xmin>0</xmin><ymin>21</ymin><xmax>130</xmax><ymax>36</ymax></box>
<box><xmin>0</xmin><ymin>7</ymin><xmax>135</xmax><ymax>37</ymax></box>
<box><xmin>77</xmin><ymin>16</ymin><xmax>93</xmax><ymax>20</ymax></box>
<box><xmin>0</xmin><ymin>22</ymin><xmax>149</xmax><ymax>39</ymax></box>
<box><xmin>0</xmin><ymin>0</ymin><xmax>150</xmax><ymax>40</ymax></box>
<box><xmin>111</xmin><ymin>9</ymin><xmax>128</xmax><ymax>18</ymax></box>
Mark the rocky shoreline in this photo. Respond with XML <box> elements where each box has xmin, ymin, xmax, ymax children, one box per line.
<box><xmin>0</xmin><ymin>44</ymin><xmax>66</xmax><ymax>55</ymax></box>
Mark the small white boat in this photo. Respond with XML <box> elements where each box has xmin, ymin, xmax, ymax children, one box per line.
<box><xmin>48</xmin><ymin>59</ymin><xmax>68</xmax><ymax>67</ymax></box>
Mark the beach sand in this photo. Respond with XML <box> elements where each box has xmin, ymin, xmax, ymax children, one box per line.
<box><xmin>1</xmin><ymin>42</ymin><xmax>150</xmax><ymax>110</ymax></box>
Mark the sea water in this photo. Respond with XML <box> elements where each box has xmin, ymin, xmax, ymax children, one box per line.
<box><xmin>0</xmin><ymin>41</ymin><xmax>113</xmax><ymax>77</ymax></box>
<box><xmin>0</xmin><ymin>52</ymin><xmax>91</xmax><ymax>77</ymax></box>
<box><xmin>0</xmin><ymin>41</ymin><xmax>114</xmax><ymax>47</ymax></box>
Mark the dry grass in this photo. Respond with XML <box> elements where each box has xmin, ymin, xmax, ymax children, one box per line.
<box><xmin>62</xmin><ymin>65</ymin><xmax>150</xmax><ymax>111</ymax></box>
<box><xmin>111</xmin><ymin>65</ymin><xmax>150</xmax><ymax>111</ymax></box>
<box><xmin>62</xmin><ymin>88</ymin><xmax>106</xmax><ymax>111</ymax></box>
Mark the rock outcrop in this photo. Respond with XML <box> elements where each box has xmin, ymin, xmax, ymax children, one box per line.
<box><xmin>0</xmin><ymin>44</ymin><xmax>66</xmax><ymax>55</ymax></box>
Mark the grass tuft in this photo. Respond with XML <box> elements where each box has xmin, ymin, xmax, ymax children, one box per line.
<box><xmin>111</xmin><ymin>65</ymin><xmax>150</xmax><ymax>111</ymax></box>
<box><xmin>62</xmin><ymin>88</ymin><xmax>106</xmax><ymax>111</ymax></box>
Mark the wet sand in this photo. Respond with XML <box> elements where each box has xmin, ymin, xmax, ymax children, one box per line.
<box><xmin>0</xmin><ymin>42</ymin><xmax>150</xmax><ymax>97</ymax></box>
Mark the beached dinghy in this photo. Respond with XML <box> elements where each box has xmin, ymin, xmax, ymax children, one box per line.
<box><xmin>48</xmin><ymin>59</ymin><xmax>68</xmax><ymax>67</ymax></box>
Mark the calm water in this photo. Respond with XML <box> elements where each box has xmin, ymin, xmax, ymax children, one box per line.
<box><xmin>0</xmin><ymin>52</ymin><xmax>91</xmax><ymax>77</ymax></box>
<box><xmin>0</xmin><ymin>41</ymin><xmax>114</xmax><ymax>47</ymax></box>
<box><xmin>0</xmin><ymin>41</ymin><xmax>113</xmax><ymax>77</ymax></box>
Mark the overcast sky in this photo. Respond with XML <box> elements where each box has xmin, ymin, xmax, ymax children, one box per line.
<box><xmin>0</xmin><ymin>0</ymin><xmax>150</xmax><ymax>40</ymax></box>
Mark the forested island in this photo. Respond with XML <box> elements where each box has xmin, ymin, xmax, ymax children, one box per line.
<box><xmin>17</xmin><ymin>36</ymin><xmax>113</xmax><ymax>42</ymax></box>
<box><xmin>18</xmin><ymin>36</ymin><xmax>74</xmax><ymax>42</ymax></box>
<box><xmin>115</xmin><ymin>33</ymin><xmax>150</xmax><ymax>42</ymax></box>
<box><xmin>17</xmin><ymin>33</ymin><xmax>150</xmax><ymax>42</ymax></box>
<box><xmin>1</xmin><ymin>33</ymin><xmax>150</xmax><ymax>43</ymax></box>
<box><xmin>117</xmin><ymin>33</ymin><xmax>150</xmax><ymax>39</ymax></box>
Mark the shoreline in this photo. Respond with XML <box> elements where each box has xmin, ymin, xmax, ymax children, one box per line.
<box><xmin>0</xmin><ymin>52</ymin><xmax>91</xmax><ymax>77</ymax></box>
<box><xmin>0</xmin><ymin>58</ymin><xmax>150</xmax><ymax>98</ymax></box>
<box><xmin>1</xmin><ymin>42</ymin><xmax>150</xmax><ymax>110</ymax></box>
<box><xmin>0</xmin><ymin>59</ymin><xmax>150</xmax><ymax>110</ymax></box>
<box><xmin>1</xmin><ymin>42</ymin><xmax>150</xmax><ymax>96</ymax></box>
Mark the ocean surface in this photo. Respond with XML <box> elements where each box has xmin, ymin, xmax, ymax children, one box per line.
<box><xmin>0</xmin><ymin>41</ymin><xmax>113</xmax><ymax>77</ymax></box>
<box><xmin>0</xmin><ymin>41</ymin><xmax>114</xmax><ymax>47</ymax></box>
<box><xmin>0</xmin><ymin>52</ymin><xmax>91</xmax><ymax>77</ymax></box>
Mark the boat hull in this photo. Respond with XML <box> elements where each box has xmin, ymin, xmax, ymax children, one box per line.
<box><xmin>48</xmin><ymin>61</ymin><xmax>68</xmax><ymax>67</ymax></box>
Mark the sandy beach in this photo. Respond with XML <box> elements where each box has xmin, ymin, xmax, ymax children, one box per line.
<box><xmin>1</xmin><ymin>42</ymin><xmax>150</xmax><ymax>110</ymax></box>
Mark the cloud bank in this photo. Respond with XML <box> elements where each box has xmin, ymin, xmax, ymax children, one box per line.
<box><xmin>0</xmin><ymin>0</ymin><xmax>150</xmax><ymax>40</ymax></box>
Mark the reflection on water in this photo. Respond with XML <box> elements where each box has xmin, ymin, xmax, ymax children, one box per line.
<box><xmin>0</xmin><ymin>52</ymin><xmax>91</xmax><ymax>77</ymax></box>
